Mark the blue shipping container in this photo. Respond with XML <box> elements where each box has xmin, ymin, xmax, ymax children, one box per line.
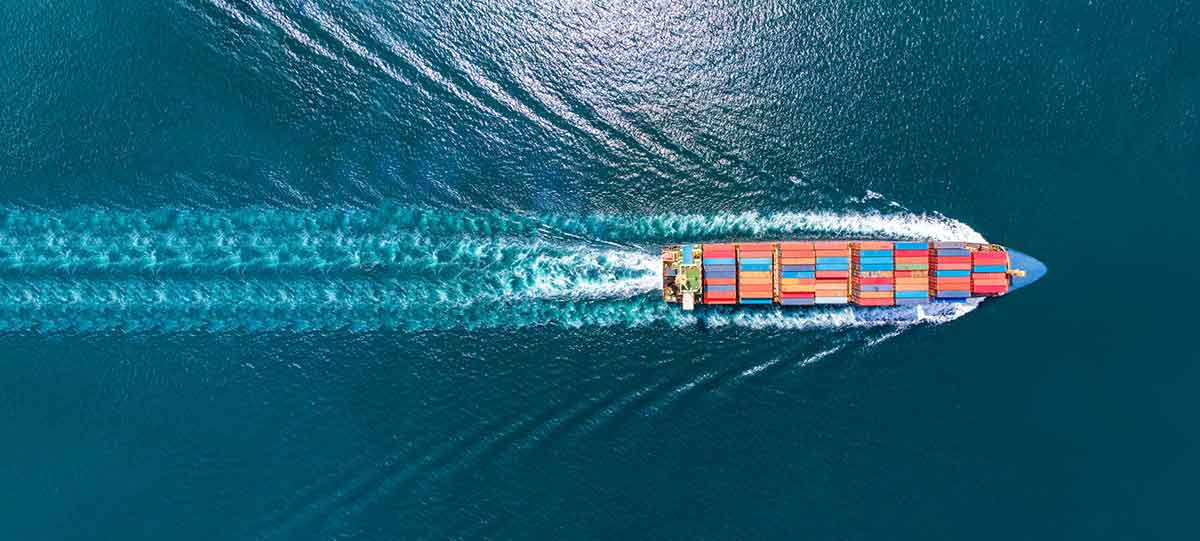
<box><xmin>857</xmin><ymin>256</ymin><xmax>893</xmax><ymax>265</ymax></box>
<box><xmin>781</xmin><ymin>298</ymin><xmax>815</xmax><ymax>306</ymax></box>
<box><xmin>815</xmin><ymin>256</ymin><xmax>850</xmax><ymax>264</ymax></box>
<box><xmin>858</xmin><ymin>250</ymin><xmax>893</xmax><ymax>257</ymax></box>
<box><xmin>682</xmin><ymin>244</ymin><xmax>694</xmax><ymax>265</ymax></box>
<box><xmin>704</xmin><ymin>264</ymin><xmax>736</xmax><ymax>272</ymax></box>
<box><xmin>703</xmin><ymin>257</ymin><xmax>735</xmax><ymax>265</ymax></box>
<box><xmin>895</xmin><ymin>290</ymin><xmax>929</xmax><ymax>299</ymax></box>
<box><xmin>781</xmin><ymin>264</ymin><xmax>815</xmax><ymax>271</ymax></box>
<box><xmin>816</xmin><ymin>263</ymin><xmax>850</xmax><ymax>271</ymax></box>
<box><xmin>704</xmin><ymin>285</ymin><xmax>735</xmax><ymax>292</ymax></box>
<box><xmin>739</xmin><ymin>257</ymin><xmax>772</xmax><ymax>265</ymax></box>
<box><xmin>705</xmin><ymin>271</ymin><xmax>736</xmax><ymax>279</ymax></box>
<box><xmin>895</xmin><ymin>242</ymin><xmax>929</xmax><ymax>250</ymax></box>
<box><xmin>859</xmin><ymin>284</ymin><xmax>894</xmax><ymax>292</ymax></box>
<box><xmin>973</xmin><ymin>265</ymin><xmax>1007</xmax><ymax>273</ymax></box>
<box><xmin>781</xmin><ymin>271</ymin><xmax>815</xmax><ymax>279</ymax></box>
<box><xmin>739</xmin><ymin>264</ymin><xmax>771</xmax><ymax>272</ymax></box>
<box><xmin>739</xmin><ymin>298</ymin><xmax>773</xmax><ymax>304</ymax></box>
<box><xmin>935</xmin><ymin>290</ymin><xmax>970</xmax><ymax>298</ymax></box>
<box><xmin>935</xmin><ymin>269</ymin><xmax>970</xmax><ymax>277</ymax></box>
<box><xmin>857</xmin><ymin>263</ymin><xmax>894</xmax><ymax>271</ymax></box>
<box><xmin>895</xmin><ymin>298</ymin><xmax>927</xmax><ymax>305</ymax></box>
<box><xmin>936</xmin><ymin>249</ymin><xmax>970</xmax><ymax>257</ymax></box>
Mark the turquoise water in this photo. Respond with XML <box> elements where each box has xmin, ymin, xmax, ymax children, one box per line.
<box><xmin>2</xmin><ymin>1</ymin><xmax>1198</xmax><ymax>539</ymax></box>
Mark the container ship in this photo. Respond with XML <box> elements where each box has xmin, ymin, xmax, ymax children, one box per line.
<box><xmin>661</xmin><ymin>241</ymin><xmax>1045</xmax><ymax>310</ymax></box>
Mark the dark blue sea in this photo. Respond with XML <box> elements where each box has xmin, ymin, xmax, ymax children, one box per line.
<box><xmin>2</xmin><ymin>1</ymin><xmax>1198</xmax><ymax>539</ymax></box>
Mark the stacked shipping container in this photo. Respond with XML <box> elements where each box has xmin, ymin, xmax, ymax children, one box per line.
<box><xmin>778</xmin><ymin>242</ymin><xmax>816</xmax><ymax>306</ymax></box>
<box><xmin>852</xmin><ymin>241</ymin><xmax>894</xmax><ymax>306</ymax></box>
<box><xmin>737</xmin><ymin>243</ymin><xmax>775</xmax><ymax>304</ymax></box>
<box><xmin>930</xmin><ymin>242</ymin><xmax>971</xmax><ymax>299</ymax></box>
<box><xmin>893</xmin><ymin>241</ymin><xmax>931</xmax><ymax>305</ymax></box>
<box><xmin>694</xmin><ymin>241</ymin><xmax>1007</xmax><ymax>306</ymax></box>
<box><xmin>813</xmin><ymin>241</ymin><xmax>851</xmax><ymax>304</ymax></box>
<box><xmin>971</xmin><ymin>250</ymin><xmax>1010</xmax><ymax>295</ymax></box>
<box><xmin>701</xmin><ymin>244</ymin><xmax>736</xmax><ymax>305</ymax></box>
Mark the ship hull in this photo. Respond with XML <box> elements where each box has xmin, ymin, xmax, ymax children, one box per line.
<box><xmin>662</xmin><ymin>241</ymin><xmax>1044</xmax><ymax>310</ymax></box>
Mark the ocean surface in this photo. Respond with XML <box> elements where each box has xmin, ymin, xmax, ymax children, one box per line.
<box><xmin>2</xmin><ymin>1</ymin><xmax>1198</xmax><ymax>539</ymax></box>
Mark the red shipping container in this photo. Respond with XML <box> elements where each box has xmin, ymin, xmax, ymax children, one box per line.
<box><xmin>815</xmin><ymin>270</ymin><xmax>850</xmax><ymax>278</ymax></box>
<box><xmin>933</xmin><ymin>256</ymin><xmax>971</xmax><ymax>264</ymax></box>
<box><xmin>972</xmin><ymin>272</ymin><xmax>1007</xmax><ymax>280</ymax></box>
<box><xmin>972</xmin><ymin>251</ymin><xmax>1007</xmax><ymax>261</ymax></box>
<box><xmin>855</xmin><ymin>298</ymin><xmax>894</xmax><ymax>306</ymax></box>
<box><xmin>893</xmin><ymin>250</ymin><xmax>928</xmax><ymax>257</ymax></box>
<box><xmin>934</xmin><ymin>263</ymin><xmax>971</xmax><ymax>270</ymax></box>
<box><xmin>703</xmin><ymin>277</ymin><xmax>736</xmax><ymax>285</ymax></box>
<box><xmin>971</xmin><ymin>285</ymin><xmax>1008</xmax><ymax>294</ymax></box>
<box><xmin>704</xmin><ymin>299</ymin><xmax>737</xmax><ymax>305</ymax></box>
<box><xmin>856</xmin><ymin>277</ymin><xmax>893</xmax><ymax>285</ymax></box>
<box><xmin>781</xmin><ymin>292</ymin><xmax>816</xmax><ymax>298</ymax></box>
<box><xmin>739</xmin><ymin>243</ymin><xmax>773</xmax><ymax>251</ymax></box>
<box><xmin>779</xmin><ymin>242</ymin><xmax>815</xmax><ymax>250</ymax></box>
<box><xmin>739</xmin><ymin>250</ymin><xmax>773</xmax><ymax>257</ymax></box>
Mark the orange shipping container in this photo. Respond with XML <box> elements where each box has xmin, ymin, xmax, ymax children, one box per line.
<box><xmin>854</xmin><ymin>291</ymin><xmax>894</xmax><ymax>299</ymax></box>
<box><xmin>855</xmin><ymin>241</ymin><xmax>895</xmax><ymax>249</ymax></box>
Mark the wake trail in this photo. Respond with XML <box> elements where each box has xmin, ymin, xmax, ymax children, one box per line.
<box><xmin>0</xmin><ymin>205</ymin><xmax>985</xmax><ymax>333</ymax></box>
